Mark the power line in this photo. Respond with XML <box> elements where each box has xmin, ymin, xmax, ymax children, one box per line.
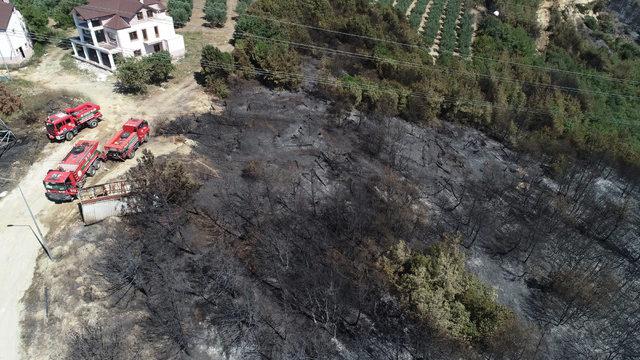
<box><xmin>235</xmin><ymin>30</ymin><xmax>640</xmax><ymax>100</ymax></box>
<box><xmin>12</xmin><ymin>2</ymin><xmax>640</xmax><ymax>88</ymax></box>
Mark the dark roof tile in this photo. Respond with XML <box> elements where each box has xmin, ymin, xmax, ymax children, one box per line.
<box><xmin>0</xmin><ymin>2</ymin><xmax>14</xmax><ymax>31</ymax></box>
<box><xmin>103</xmin><ymin>15</ymin><xmax>130</xmax><ymax>30</ymax></box>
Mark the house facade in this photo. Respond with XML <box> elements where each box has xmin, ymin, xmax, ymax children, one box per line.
<box><xmin>0</xmin><ymin>0</ymin><xmax>33</xmax><ymax>66</ymax></box>
<box><xmin>71</xmin><ymin>0</ymin><xmax>185</xmax><ymax>71</ymax></box>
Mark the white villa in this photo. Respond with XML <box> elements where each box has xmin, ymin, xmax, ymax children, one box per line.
<box><xmin>71</xmin><ymin>0</ymin><xmax>185</xmax><ymax>71</ymax></box>
<box><xmin>0</xmin><ymin>0</ymin><xmax>33</xmax><ymax>66</ymax></box>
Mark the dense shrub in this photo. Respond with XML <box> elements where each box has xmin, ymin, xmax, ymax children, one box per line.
<box><xmin>204</xmin><ymin>0</ymin><xmax>227</xmax><ymax>27</ymax></box>
<box><xmin>17</xmin><ymin>2</ymin><xmax>49</xmax><ymax>35</ymax></box>
<box><xmin>235</xmin><ymin>0</ymin><xmax>255</xmax><ymax>14</ymax></box>
<box><xmin>144</xmin><ymin>51</ymin><xmax>175</xmax><ymax>84</ymax></box>
<box><xmin>408</xmin><ymin>0</ymin><xmax>428</xmax><ymax>29</ymax></box>
<box><xmin>439</xmin><ymin>0</ymin><xmax>462</xmax><ymax>53</ymax></box>
<box><xmin>458</xmin><ymin>10</ymin><xmax>474</xmax><ymax>57</ymax></box>
<box><xmin>423</xmin><ymin>0</ymin><xmax>447</xmax><ymax>45</ymax></box>
<box><xmin>380</xmin><ymin>235</ymin><xmax>515</xmax><ymax>343</ymax></box>
<box><xmin>395</xmin><ymin>0</ymin><xmax>414</xmax><ymax>16</ymax></box>
<box><xmin>201</xmin><ymin>45</ymin><xmax>234</xmax><ymax>97</ymax></box>
<box><xmin>115</xmin><ymin>59</ymin><xmax>150</xmax><ymax>94</ymax></box>
<box><xmin>201</xmin><ymin>45</ymin><xmax>234</xmax><ymax>79</ymax></box>
<box><xmin>52</xmin><ymin>0</ymin><xmax>86</xmax><ymax>28</ymax></box>
<box><xmin>116</xmin><ymin>52</ymin><xmax>175</xmax><ymax>93</ymax></box>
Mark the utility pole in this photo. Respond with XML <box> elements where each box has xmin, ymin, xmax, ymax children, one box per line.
<box><xmin>0</xmin><ymin>177</ymin><xmax>52</xmax><ymax>259</ymax></box>
<box><xmin>6</xmin><ymin>224</ymin><xmax>52</xmax><ymax>260</ymax></box>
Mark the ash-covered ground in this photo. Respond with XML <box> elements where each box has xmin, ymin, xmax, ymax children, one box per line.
<box><xmin>21</xmin><ymin>80</ymin><xmax>640</xmax><ymax>359</ymax></box>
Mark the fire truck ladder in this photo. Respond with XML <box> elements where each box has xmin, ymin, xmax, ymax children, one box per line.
<box><xmin>0</xmin><ymin>119</ymin><xmax>16</xmax><ymax>160</ymax></box>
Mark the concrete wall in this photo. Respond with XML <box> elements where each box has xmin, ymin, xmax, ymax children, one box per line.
<box><xmin>115</xmin><ymin>11</ymin><xmax>185</xmax><ymax>58</ymax></box>
<box><xmin>0</xmin><ymin>9</ymin><xmax>33</xmax><ymax>65</ymax></box>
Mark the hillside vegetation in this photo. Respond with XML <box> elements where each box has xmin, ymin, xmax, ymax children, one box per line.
<box><xmin>230</xmin><ymin>0</ymin><xmax>640</xmax><ymax>172</ymax></box>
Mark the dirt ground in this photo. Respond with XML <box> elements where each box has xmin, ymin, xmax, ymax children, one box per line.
<box><xmin>0</xmin><ymin>9</ymin><xmax>236</xmax><ymax>354</ymax></box>
<box><xmin>180</xmin><ymin>0</ymin><xmax>239</xmax><ymax>53</ymax></box>
<box><xmin>536</xmin><ymin>0</ymin><xmax>598</xmax><ymax>51</ymax></box>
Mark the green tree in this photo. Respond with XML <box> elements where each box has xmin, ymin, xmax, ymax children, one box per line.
<box><xmin>380</xmin><ymin>234</ymin><xmax>515</xmax><ymax>343</ymax></box>
<box><xmin>167</xmin><ymin>0</ymin><xmax>192</xmax><ymax>27</ymax></box>
<box><xmin>143</xmin><ymin>51</ymin><xmax>175</xmax><ymax>84</ymax></box>
<box><xmin>53</xmin><ymin>0</ymin><xmax>87</xmax><ymax>28</ymax></box>
<box><xmin>19</xmin><ymin>3</ymin><xmax>49</xmax><ymax>36</ymax></box>
<box><xmin>204</xmin><ymin>0</ymin><xmax>226</xmax><ymax>27</ymax></box>
<box><xmin>115</xmin><ymin>59</ymin><xmax>149</xmax><ymax>94</ymax></box>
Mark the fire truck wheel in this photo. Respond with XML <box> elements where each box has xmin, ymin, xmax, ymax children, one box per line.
<box><xmin>88</xmin><ymin>166</ymin><xmax>96</xmax><ymax>177</ymax></box>
<box><xmin>93</xmin><ymin>159</ymin><xmax>102</xmax><ymax>169</ymax></box>
<box><xmin>88</xmin><ymin>120</ymin><xmax>98</xmax><ymax>128</ymax></box>
<box><xmin>65</xmin><ymin>132</ymin><xmax>74</xmax><ymax>141</ymax></box>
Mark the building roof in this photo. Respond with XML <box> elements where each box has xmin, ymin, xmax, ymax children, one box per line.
<box><xmin>103</xmin><ymin>15</ymin><xmax>130</xmax><ymax>30</ymax></box>
<box><xmin>74</xmin><ymin>0</ymin><xmax>164</xmax><ymax>21</ymax></box>
<box><xmin>0</xmin><ymin>2</ymin><xmax>14</xmax><ymax>31</ymax></box>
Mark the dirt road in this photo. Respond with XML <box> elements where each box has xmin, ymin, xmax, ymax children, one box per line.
<box><xmin>0</xmin><ymin>47</ymin><xmax>207</xmax><ymax>359</ymax></box>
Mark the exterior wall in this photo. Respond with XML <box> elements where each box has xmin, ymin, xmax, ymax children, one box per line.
<box><xmin>115</xmin><ymin>11</ymin><xmax>185</xmax><ymax>58</ymax></box>
<box><xmin>0</xmin><ymin>9</ymin><xmax>33</xmax><ymax>65</ymax></box>
<box><xmin>71</xmin><ymin>6</ymin><xmax>185</xmax><ymax>71</ymax></box>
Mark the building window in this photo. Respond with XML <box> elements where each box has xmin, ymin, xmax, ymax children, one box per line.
<box><xmin>154</xmin><ymin>26</ymin><xmax>159</xmax><ymax>38</ymax></box>
<box><xmin>129</xmin><ymin>31</ymin><xmax>138</xmax><ymax>41</ymax></box>
<box><xmin>147</xmin><ymin>10</ymin><xmax>153</xmax><ymax>18</ymax></box>
<box><xmin>153</xmin><ymin>43</ymin><xmax>161</xmax><ymax>52</ymax></box>
<box><xmin>134</xmin><ymin>49</ymin><xmax>142</xmax><ymax>56</ymax></box>
<box><xmin>91</xmin><ymin>19</ymin><xmax>101</xmax><ymax>27</ymax></box>
<box><xmin>82</xmin><ymin>29</ymin><xmax>91</xmax><ymax>42</ymax></box>
<box><xmin>142</xmin><ymin>29</ymin><xmax>148</xmax><ymax>41</ymax></box>
<box><xmin>137</xmin><ymin>12</ymin><xmax>144</xmax><ymax>20</ymax></box>
<box><xmin>107</xmin><ymin>32</ymin><xmax>117</xmax><ymax>44</ymax></box>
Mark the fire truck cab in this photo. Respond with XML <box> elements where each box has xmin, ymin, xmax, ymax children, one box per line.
<box><xmin>43</xmin><ymin>140</ymin><xmax>105</xmax><ymax>202</ymax></box>
<box><xmin>104</xmin><ymin>119</ymin><xmax>150</xmax><ymax>160</ymax></box>
<box><xmin>46</xmin><ymin>102</ymin><xmax>102</xmax><ymax>141</ymax></box>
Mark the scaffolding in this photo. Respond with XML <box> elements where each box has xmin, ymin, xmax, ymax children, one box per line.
<box><xmin>0</xmin><ymin>119</ymin><xmax>16</xmax><ymax>160</ymax></box>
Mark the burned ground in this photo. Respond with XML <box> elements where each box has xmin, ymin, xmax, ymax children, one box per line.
<box><xmin>21</xmin><ymin>80</ymin><xmax>640</xmax><ymax>359</ymax></box>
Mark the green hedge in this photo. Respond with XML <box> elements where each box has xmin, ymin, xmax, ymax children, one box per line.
<box><xmin>439</xmin><ymin>0</ymin><xmax>462</xmax><ymax>53</ymax></box>
<box><xmin>395</xmin><ymin>0</ymin><xmax>414</xmax><ymax>16</ymax></box>
<box><xmin>408</xmin><ymin>0</ymin><xmax>429</xmax><ymax>29</ymax></box>
<box><xmin>458</xmin><ymin>10</ymin><xmax>473</xmax><ymax>57</ymax></box>
<box><xmin>422</xmin><ymin>0</ymin><xmax>447</xmax><ymax>46</ymax></box>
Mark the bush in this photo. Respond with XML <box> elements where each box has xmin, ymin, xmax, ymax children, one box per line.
<box><xmin>205</xmin><ymin>77</ymin><xmax>230</xmax><ymax>98</ymax></box>
<box><xmin>236</xmin><ymin>0</ymin><xmax>255</xmax><ymax>14</ymax></box>
<box><xmin>583</xmin><ymin>16</ymin><xmax>597</xmax><ymax>31</ymax></box>
<box><xmin>115</xmin><ymin>59</ymin><xmax>149</xmax><ymax>94</ymax></box>
<box><xmin>204</xmin><ymin>0</ymin><xmax>227</xmax><ymax>27</ymax></box>
<box><xmin>380</xmin><ymin>234</ymin><xmax>515</xmax><ymax>344</ymax></box>
<box><xmin>144</xmin><ymin>51</ymin><xmax>175</xmax><ymax>84</ymax></box>
<box><xmin>423</xmin><ymin>0</ymin><xmax>447</xmax><ymax>45</ymax></box>
<box><xmin>201</xmin><ymin>45</ymin><xmax>234</xmax><ymax>79</ymax></box>
<box><xmin>458</xmin><ymin>10</ymin><xmax>474</xmax><ymax>57</ymax></box>
<box><xmin>408</xmin><ymin>0</ymin><xmax>428</xmax><ymax>29</ymax></box>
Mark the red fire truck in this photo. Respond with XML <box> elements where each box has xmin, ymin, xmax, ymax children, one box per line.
<box><xmin>104</xmin><ymin>119</ymin><xmax>150</xmax><ymax>160</ymax></box>
<box><xmin>43</xmin><ymin>140</ymin><xmax>105</xmax><ymax>202</ymax></box>
<box><xmin>45</xmin><ymin>102</ymin><xmax>102</xmax><ymax>141</ymax></box>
